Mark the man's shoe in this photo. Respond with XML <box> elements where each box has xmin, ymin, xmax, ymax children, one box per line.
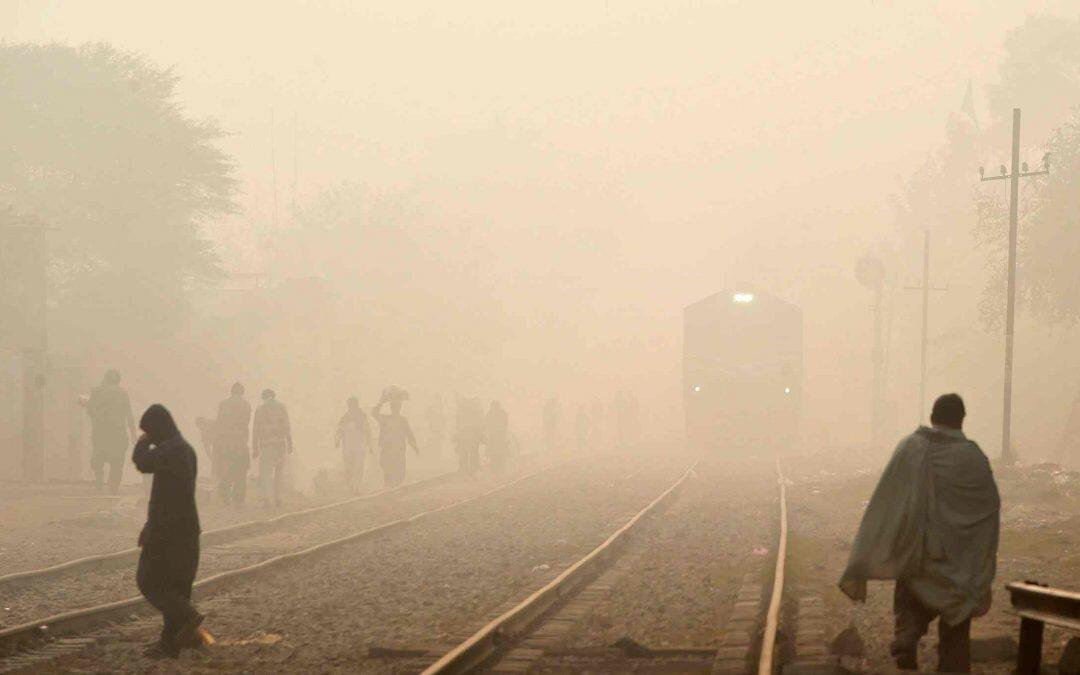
<box><xmin>174</xmin><ymin>612</ymin><xmax>206</xmax><ymax>650</ymax></box>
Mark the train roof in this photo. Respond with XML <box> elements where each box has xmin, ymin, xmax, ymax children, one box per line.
<box><xmin>683</xmin><ymin>289</ymin><xmax>801</xmax><ymax>317</ymax></box>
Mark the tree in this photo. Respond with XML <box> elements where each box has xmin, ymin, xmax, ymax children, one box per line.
<box><xmin>973</xmin><ymin>14</ymin><xmax>1080</xmax><ymax>327</ymax></box>
<box><xmin>985</xmin><ymin>15</ymin><xmax>1080</xmax><ymax>141</ymax></box>
<box><xmin>975</xmin><ymin>112</ymin><xmax>1080</xmax><ymax>326</ymax></box>
<box><xmin>264</xmin><ymin>181</ymin><xmax>511</xmax><ymax>392</ymax></box>
<box><xmin>0</xmin><ymin>42</ymin><xmax>237</xmax><ymax>344</ymax></box>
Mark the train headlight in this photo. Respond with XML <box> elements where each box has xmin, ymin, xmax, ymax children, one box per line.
<box><xmin>693</xmin><ymin>385</ymin><xmax>702</xmax><ymax>393</ymax></box>
<box><xmin>784</xmin><ymin>387</ymin><xmax>792</xmax><ymax>394</ymax></box>
<box><xmin>732</xmin><ymin>293</ymin><xmax>754</xmax><ymax>304</ymax></box>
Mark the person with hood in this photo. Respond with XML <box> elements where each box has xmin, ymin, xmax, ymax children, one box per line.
<box><xmin>371</xmin><ymin>386</ymin><xmax>419</xmax><ymax>488</ymax></box>
<box><xmin>335</xmin><ymin>396</ymin><xmax>372</xmax><ymax>493</ymax></box>
<box><xmin>132</xmin><ymin>404</ymin><xmax>203</xmax><ymax>659</ymax></box>
<box><xmin>484</xmin><ymin>400</ymin><xmax>510</xmax><ymax>474</ymax></box>
<box><xmin>80</xmin><ymin>369</ymin><xmax>136</xmax><ymax>493</ymax></box>
<box><xmin>252</xmin><ymin>389</ymin><xmax>293</xmax><ymax>507</ymax></box>
<box><xmin>454</xmin><ymin>397</ymin><xmax>484</xmax><ymax>477</ymax></box>
<box><xmin>425</xmin><ymin>395</ymin><xmax>447</xmax><ymax>461</ymax></box>
<box><xmin>215</xmin><ymin>382</ymin><xmax>252</xmax><ymax>507</ymax></box>
<box><xmin>542</xmin><ymin>396</ymin><xmax>560</xmax><ymax>452</ymax></box>
<box><xmin>575</xmin><ymin>405</ymin><xmax>589</xmax><ymax>453</ymax></box>
<box><xmin>839</xmin><ymin>393</ymin><xmax>1000</xmax><ymax>673</ymax></box>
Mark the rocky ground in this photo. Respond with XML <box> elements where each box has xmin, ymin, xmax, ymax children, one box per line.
<box><xmin>0</xmin><ymin>456</ymin><xmax>546</xmax><ymax>630</ymax></box>
<box><xmin>783</xmin><ymin>447</ymin><xmax>1080</xmax><ymax>673</ymax></box>
<box><xmin>9</xmin><ymin>444</ymin><xmax>1075</xmax><ymax>674</ymax></box>
<box><xmin>21</xmin><ymin>448</ymin><xmax>688</xmax><ymax>674</ymax></box>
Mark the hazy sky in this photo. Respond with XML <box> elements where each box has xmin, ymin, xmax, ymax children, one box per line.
<box><xmin>4</xmin><ymin>1</ymin><xmax>1078</xmax><ymax>449</ymax></box>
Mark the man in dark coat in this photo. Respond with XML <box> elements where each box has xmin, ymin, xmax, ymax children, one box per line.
<box><xmin>253</xmin><ymin>389</ymin><xmax>292</xmax><ymax>506</ymax></box>
<box><xmin>132</xmin><ymin>404</ymin><xmax>203</xmax><ymax>659</ymax></box>
<box><xmin>484</xmin><ymin>400</ymin><xmax>510</xmax><ymax>474</ymax></box>
<box><xmin>454</xmin><ymin>397</ymin><xmax>483</xmax><ymax>477</ymax></box>
<box><xmin>81</xmin><ymin>369</ymin><xmax>136</xmax><ymax>493</ymax></box>
<box><xmin>335</xmin><ymin>396</ymin><xmax>372</xmax><ymax>493</ymax></box>
<box><xmin>215</xmin><ymin>382</ymin><xmax>252</xmax><ymax>506</ymax></box>
<box><xmin>542</xmin><ymin>396</ymin><xmax>560</xmax><ymax>452</ymax></box>
<box><xmin>839</xmin><ymin>393</ymin><xmax>1000</xmax><ymax>673</ymax></box>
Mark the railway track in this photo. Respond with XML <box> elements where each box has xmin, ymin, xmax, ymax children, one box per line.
<box><xmin>0</xmin><ymin>466</ymin><xmax>462</xmax><ymax>591</ymax></box>
<box><xmin>410</xmin><ymin>457</ymin><xmax>790</xmax><ymax>675</ymax></box>
<box><xmin>0</xmin><ymin>456</ymin><xmax>568</xmax><ymax>672</ymax></box>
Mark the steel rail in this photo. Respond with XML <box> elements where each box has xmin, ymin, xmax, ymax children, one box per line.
<box><xmin>758</xmin><ymin>459</ymin><xmax>788</xmax><ymax>675</ymax></box>
<box><xmin>0</xmin><ymin>460</ymin><xmax>504</xmax><ymax>591</ymax></box>
<box><xmin>0</xmin><ymin>457</ymin><xmax>570</xmax><ymax>655</ymax></box>
<box><xmin>421</xmin><ymin>458</ymin><xmax>700</xmax><ymax>675</ymax></box>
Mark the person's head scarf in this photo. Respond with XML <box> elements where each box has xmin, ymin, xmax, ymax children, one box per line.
<box><xmin>140</xmin><ymin>404</ymin><xmax>181</xmax><ymax>444</ymax></box>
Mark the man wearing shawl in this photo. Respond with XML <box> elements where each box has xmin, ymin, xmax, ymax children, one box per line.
<box><xmin>252</xmin><ymin>389</ymin><xmax>293</xmax><ymax>506</ymax></box>
<box><xmin>81</xmin><ymin>369</ymin><xmax>136</xmax><ymax>493</ymax></box>
<box><xmin>215</xmin><ymin>382</ymin><xmax>252</xmax><ymax>506</ymax></box>
<box><xmin>839</xmin><ymin>393</ymin><xmax>1000</xmax><ymax>673</ymax></box>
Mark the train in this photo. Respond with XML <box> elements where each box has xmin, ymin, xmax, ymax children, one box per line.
<box><xmin>682</xmin><ymin>289</ymin><xmax>802</xmax><ymax>452</ymax></box>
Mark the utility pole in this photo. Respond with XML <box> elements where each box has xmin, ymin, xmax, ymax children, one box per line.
<box><xmin>904</xmin><ymin>231</ymin><xmax>948</xmax><ymax>423</ymax></box>
<box><xmin>292</xmin><ymin>111</ymin><xmax>299</xmax><ymax>212</ymax></box>
<box><xmin>979</xmin><ymin>107</ymin><xmax>1050</xmax><ymax>462</ymax></box>
<box><xmin>856</xmin><ymin>254</ymin><xmax>887</xmax><ymax>446</ymax></box>
<box><xmin>270</xmin><ymin>107</ymin><xmax>279</xmax><ymax>230</ymax></box>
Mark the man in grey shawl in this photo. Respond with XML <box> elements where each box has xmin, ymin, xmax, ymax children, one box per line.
<box><xmin>839</xmin><ymin>393</ymin><xmax>1000</xmax><ymax>673</ymax></box>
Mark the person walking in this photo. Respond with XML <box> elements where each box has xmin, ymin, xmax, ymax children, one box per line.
<box><xmin>839</xmin><ymin>394</ymin><xmax>1000</xmax><ymax>673</ymax></box>
<box><xmin>575</xmin><ymin>405</ymin><xmax>589</xmax><ymax>453</ymax></box>
<box><xmin>371</xmin><ymin>386</ymin><xmax>419</xmax><ymax>488</ymax></box>
<box><xmin>214</xmin><ymin>382</ymin><xmax>252</xmax><ymax>507</ymax></box>
<box><xmin>542</xmin><ymin>396</ymin><xmax>560</xmax><ymax>452</ymax></box>
<box><xmin>132</xmin><ymin>404</ymin><xmax>203</xmax><ymax>659</ymax></box>
<box><xmin>426</xmin><ymin>394</ymin><xmax>446</xmax><ymax>461</ymax></box>
<box><xmin>335</xmin><ymin>396</ymin><xmax>372</xmax><ymax>493</ymax></box>
<box><xmin>454</xmin><ymin>397</ymin><xmax>483</xmax><ymax>477</ymax></box>
<box><xmin>81</xmin><ymin>369</ymin><xmax>136</xmax><ymax>493</ymax></box>
<box><xmin>252</xmin><ymin>389</ymin><xmax>292</xmax><ymax>507</ymax></box>
<box><xmin>484</xmin><ymin>400</ymin><xmax>510</xmax><ymax>474</ymax></box>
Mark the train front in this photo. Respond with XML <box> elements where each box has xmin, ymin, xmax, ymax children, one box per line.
<box><xmin>682</xmin><ymin>290</ymin><xmax>803</xmax><ymax>453</ymax></box>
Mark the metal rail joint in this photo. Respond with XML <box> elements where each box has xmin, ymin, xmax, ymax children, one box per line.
<box><xmin>1006</xmin><ymin>580</ymin><xmax>1080</xmax><ymax>674</ymax></box>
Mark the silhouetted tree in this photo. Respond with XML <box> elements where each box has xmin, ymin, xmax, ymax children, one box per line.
<box><xmin>973</xmin><ymin>15</ymin><xmax>1080</xmax><ymax>327</ymax></box>
<box><xmin>0</xmin><ymin>42</ymin><xmax>238</xmax><ymax>342</ymax></box>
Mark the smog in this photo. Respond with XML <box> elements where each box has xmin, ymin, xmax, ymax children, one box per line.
<box><xmin>0</xmin><ymin>2</ymin><xmax>1078</xmax><ymax>672</ymax></box>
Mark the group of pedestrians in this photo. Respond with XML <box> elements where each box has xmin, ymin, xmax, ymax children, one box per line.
<box><xmin>199</xmin><ymin>384</ymin><xmax>293</xmax><ymax>507</ymax></box>
<box><xmin>119</xmin><ymin>383</ymin><xmax>516</xmax><ymax>659</ymax></box>
<box><xmin>450</xmin><ymin>398</ymin><xmax>513</xmax><ymax>477</ymax></box>
<box><xmin>545</xmin><ymin>392</ymin><xmax>640</xmax><ymax>454</ymax></box>
<box><xmin>82</xmin><ymin>366</ymin><xmax>1001</xmax><ymax>671</ymax></box>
